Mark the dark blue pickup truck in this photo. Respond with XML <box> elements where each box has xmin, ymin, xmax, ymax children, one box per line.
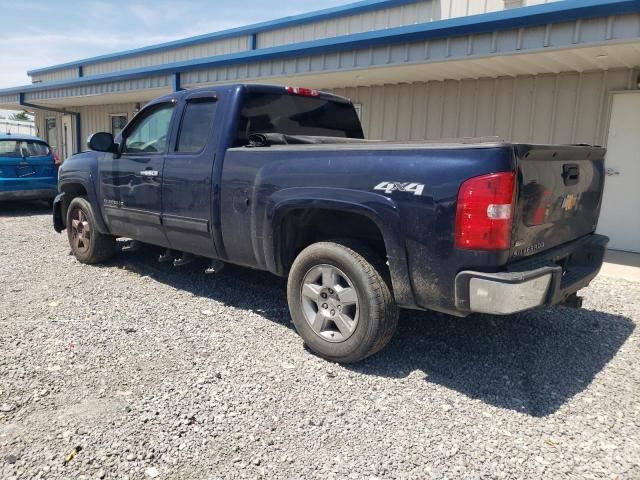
<box><xmin>53</xmin><ymin>83</ymin><xmax>608</xmax><ymax>362</ymax></box>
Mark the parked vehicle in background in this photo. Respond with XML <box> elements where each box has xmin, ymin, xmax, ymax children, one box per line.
<box><xmin>0</xmin><ymin>134</ymin><xmax>59</xmax><ymax>202</ymax></box>
<box><xmin>53</xmin><ymin>84</ymin><xmax>609</xmax><ymax>363</ymax></box>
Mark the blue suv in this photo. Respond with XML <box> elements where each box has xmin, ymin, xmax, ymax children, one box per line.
<box><xmin>0</xmin><ymin>133</ymin><xmax>59</xmax><ymax>202</ymax></box>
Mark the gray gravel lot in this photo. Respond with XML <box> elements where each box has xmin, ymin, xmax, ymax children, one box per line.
<box><xmin>1</xmin><ymin>202</ymin><xmax>639</xmax><ymax>480</ymax></box>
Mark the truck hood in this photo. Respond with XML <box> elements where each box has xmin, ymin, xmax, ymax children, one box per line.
<box><xmin>59</xmin><ymin>150</ymin><xmax>102</xmax><ymax>175</ymax></box>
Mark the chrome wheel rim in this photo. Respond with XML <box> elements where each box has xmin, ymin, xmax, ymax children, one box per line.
<box><xmin>70</xmin><ymin>207</ymin><xmax>91</xmax><ymax>255</ymax></box>
<box><xmin>300</xmin><ymin>264</ymin><xmax>359</xmax><ymax>343</ymax></box>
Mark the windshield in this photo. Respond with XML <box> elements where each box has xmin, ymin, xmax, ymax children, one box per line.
<box><xmin>236</xmin><ymin>93</ymin><xmax>363</xmax><ymax>146</ymax></box>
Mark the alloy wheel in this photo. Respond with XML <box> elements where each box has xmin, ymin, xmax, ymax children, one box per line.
<box><xmin>69</xmin><ymin>207</ymin><xmax>91</xmax><ymax>255</ymax></box>
<box><xmin>300</xmin><ymin>264</ymin><xmax>359</xmax><ymax>343</ymax></box>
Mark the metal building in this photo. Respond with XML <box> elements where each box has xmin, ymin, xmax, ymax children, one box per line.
<box><xmin>0</xmin><ymin>0</ymin><xmax>638</xmax><ymax>251</ymax></box>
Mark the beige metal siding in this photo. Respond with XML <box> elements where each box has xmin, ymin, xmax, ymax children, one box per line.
<box><xmin>83</xmin><ymin>36</ymin><xmax>247</xmax><ymax>77</ymax></box>
<box><xmin>31</xmin><ymin>68</ymin><xmax>78</xmax><ymax>84</ymax></box>
<box><xmin>441</xmin><ymin>0</ymin><xmax>560</xmax><ymax>17</ymax></box>
<box><xmin>329</xmin><ymin>68</ymin><xmax>634</xmax><ymax>145</ymax></box>
<box><xmin>257</xmin><ymin>1</ymin><xmax>437</xmax><ymax>48</ymax></box>
<box><xmin>257</xmin><ymin>0</ymin><xmax>565</xmax><ymax>48</ymax></box>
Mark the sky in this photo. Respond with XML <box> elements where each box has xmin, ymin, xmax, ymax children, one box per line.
<box><xmin>0</xmin><ymin>0</ymin><xmax>356</xmax><ymax>90</ymax></box>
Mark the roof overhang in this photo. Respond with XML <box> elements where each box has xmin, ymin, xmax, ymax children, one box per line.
<box><xmin>239</xmin><ymin>42</ymin><xmax>640</xmax><ymax>90</ymax></box>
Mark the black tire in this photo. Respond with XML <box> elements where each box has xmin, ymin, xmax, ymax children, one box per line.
<box><xmin>66</xmin><ymin>196</ymin><xmax>116</xmax><ymax>264</ymax></box>
<box><xmin>287</xmin><ymin>240</ymin><xmax>399</xmax><ymax>363</ymax></box>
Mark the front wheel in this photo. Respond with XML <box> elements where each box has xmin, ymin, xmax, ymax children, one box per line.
<box><xmin>66</xmin><ymin>196</ymin><xmax>116</xmax><ymax>264</ymax></box>
<box><xmin>287</xmin><ymin>241</ymin><xmax>399</xmax><ymax>363</ymax></box>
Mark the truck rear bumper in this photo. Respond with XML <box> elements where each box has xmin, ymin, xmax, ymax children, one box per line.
<box><xmin>455</xmin><ymin>234</ymin><xmax>609</xmax><ymax>315</ymax></box>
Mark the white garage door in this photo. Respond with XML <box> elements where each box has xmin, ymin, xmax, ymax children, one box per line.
<box><xmin>597</xmin><ymin>92</ymin><xmax>640</xmax><ymax>253</ymax></box>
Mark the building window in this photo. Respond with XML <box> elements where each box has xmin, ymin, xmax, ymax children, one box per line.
<box><xmin>111</xmin><ymin>114</ymin><xmax>128</xmax><ymax>137</ymax></box>
<box><xmin>45</xmin><ymin>117</ymin><xmax>57</xmax><ymax>153</ymax></box>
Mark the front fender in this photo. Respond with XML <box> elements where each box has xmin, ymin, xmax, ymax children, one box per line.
<box><xmin>264</xmin><ymin>187</ymin><xmax>417</xmax><ymax>308</ymax></box>
<box><xmin>58</xmin><ymin>171</ymin><xmax>109</xmax><ymax>234</ymax></box>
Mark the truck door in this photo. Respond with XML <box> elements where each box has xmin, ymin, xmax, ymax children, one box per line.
<box><xmin>161</xmin><ymin>92</ymin><xmax>218</xmax><ymax>257</ymax></box>
<box><xmin>100</xmin><ymin>102</ymin><xmax>175</xmax><ymax>246</ymax></box>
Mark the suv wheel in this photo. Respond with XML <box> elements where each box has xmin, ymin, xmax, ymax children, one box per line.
<box><xmin>66</xmin><ymin>196</ymin><xmax>116</xmax><ymax>264</ymax></box>
<box><xmin>287</xmin><ymin>241</ymin><xmax>398</xmax><ymax>363</ymax></box>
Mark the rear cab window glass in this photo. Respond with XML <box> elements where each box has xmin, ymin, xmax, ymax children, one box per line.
<box><xmin>176</xmin><ymin>99</ymin><xmax>217</xmax><ymax>153</ymax></box>
<box><xmin>236</xmin><ymin>93</ymin><xmax>363</xmax><ymax>146</ymax></box>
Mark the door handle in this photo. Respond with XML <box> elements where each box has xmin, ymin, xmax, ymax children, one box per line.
<box><xmin>140</xmin><ymin>170</ymin><xmax>159</xmax><ymax>177</ymax></box>
<box><xmin>606</xmin><ymin>168</ymin><xmax>620</xmax><ymax>176</ymax></box>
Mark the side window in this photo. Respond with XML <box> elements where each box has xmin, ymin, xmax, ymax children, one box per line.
<box><xmin>123</xmin><ymin>104</ymin><xmax>174</xmax><ymax>154</ymax></box>
<box><xmin>176</xmin><ymin>99</ymin><xmax>217</xmax><ymax>153</ymax></box>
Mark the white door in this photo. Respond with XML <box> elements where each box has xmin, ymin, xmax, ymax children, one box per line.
<box><xmin>596</xmin><ymin>93</ymin><xmax>640</xmax><ymax>253</ymax></box>
<box><xmin>61</xmin><ymin>115</ymin><xmax>74</xmax><ymax>160</ymax></box>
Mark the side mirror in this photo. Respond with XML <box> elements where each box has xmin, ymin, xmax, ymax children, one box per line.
<box><xmin>88</xmin><ymin>132</ymin><xmax>118</xmax><ymax>153</ymax></box>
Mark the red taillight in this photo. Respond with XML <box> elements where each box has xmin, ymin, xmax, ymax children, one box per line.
<box><xmin>53</xmin><ymin>152</ymin><xmax>61</xmax><ymax>166</ymax></box>
<box><xmin>285</xmin><ymin>86</ymin><xmax>320</xmax><ymax>97</ymax></box>
<box><xmin>455</xmin><ymin>172</ymin><xmax>516</xmax><ymax>250</ymax></box>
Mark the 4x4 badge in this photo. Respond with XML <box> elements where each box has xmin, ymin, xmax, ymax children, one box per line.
<box><xmin>374</xmin><ymin>181</ymin><xmax>425</xmax><ymax>196</ymax></box>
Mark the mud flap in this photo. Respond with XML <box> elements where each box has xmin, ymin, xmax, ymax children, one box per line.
<box><xmin>52</xmin><ymin>192</ymin><xmax>66</xmax><ymax>232</ymax></box>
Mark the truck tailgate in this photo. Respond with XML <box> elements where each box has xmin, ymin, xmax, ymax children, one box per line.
<box><xmin>511</xmin><ymin>144</ymin><xmax>606</xmax><ymax>258</ymax></box>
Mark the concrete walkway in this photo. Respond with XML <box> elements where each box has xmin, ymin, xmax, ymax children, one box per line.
<box><xmin>600</xmin><ymin>249</ymin><xmax>640</xmax><ymax>282</ymax></box>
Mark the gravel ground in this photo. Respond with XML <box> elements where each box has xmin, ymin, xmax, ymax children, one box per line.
<box><xmin>1</xmin><ymin>202</ymin><xmax>639</xmax><ymax>480</ymax></box>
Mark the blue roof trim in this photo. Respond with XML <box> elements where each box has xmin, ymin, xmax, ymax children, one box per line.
<box><xmin>27</xmin><ymin>0</ymin><xmax>418</xmax><ymax>75</ymax></box>
<box><xmin>6</xmin><ymin>0</ymin><xmax>639</xmax><ymax>97</ymax></box>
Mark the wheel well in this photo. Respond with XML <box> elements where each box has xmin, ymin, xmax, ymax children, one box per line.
<box><xmin>60</xmin><ymin>183</ymin><xmax>87</xmax><ymax>223</ymax></box>
<box><xmin>278</xmin><ymin>209</ymin><xmax>387</xmax><ymax>273</ymax></box>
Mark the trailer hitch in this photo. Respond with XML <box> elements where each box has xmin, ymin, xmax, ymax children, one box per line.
<box><xmin>560</xmin><ymin>293</ymin><xmax>583</xmax><ymax>309</ymax></box>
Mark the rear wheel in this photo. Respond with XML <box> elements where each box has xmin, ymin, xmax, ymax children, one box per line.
<box><xmin>287</xmin><ymin>241</ymin><xmax>398</xmax><ymax>363</ymax></box>
<box><xmin>66</xmin><ymin>196</ymin><xmax>116</xmax><ymax>264</ymax></box>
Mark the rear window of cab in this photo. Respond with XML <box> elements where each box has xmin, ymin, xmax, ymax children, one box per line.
<box><xmin>0</xmin><ymin>140</ymin><xmax>51</xmax><ymax>157</ymax></box>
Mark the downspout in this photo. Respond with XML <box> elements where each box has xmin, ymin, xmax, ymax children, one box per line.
<box><xmin>172</xmin><ymin>72</ymin><xmax>183</xmax><ymax>92</ymax></box>
<box><xmin>19</xmin><ymin>93</ymin><xmax>82</xmax><ymax>154</ymax></box>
